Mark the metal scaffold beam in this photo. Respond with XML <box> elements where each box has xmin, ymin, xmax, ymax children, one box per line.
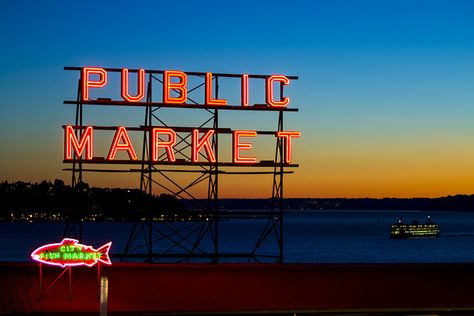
<box><xmin>63</xmin><ymin>67</ymin><xmax>299</xmax><ymax>263</ymax></box>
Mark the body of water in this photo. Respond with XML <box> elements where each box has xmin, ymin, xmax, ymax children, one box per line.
<box><xmin>2</xmin><ymin>210</ymin><xmax>474</xmax><ymax>263</ymax></box>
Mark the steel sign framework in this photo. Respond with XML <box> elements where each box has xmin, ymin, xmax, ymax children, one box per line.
<box><xmin>63</xmin><ymin>67</ymin><xmax>300</xmax><ymax>263</ymax></box>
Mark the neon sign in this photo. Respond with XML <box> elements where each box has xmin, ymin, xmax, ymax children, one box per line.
<box><xmin>64</xmin><ymin>67</ymin><xmax>301</xmax><ymax>166</ymax></box>
<box><xmin>81</xmin><ymin>67</ymin><xmax>289</xmax><ymax>108</ymax></box>
<box><xmin>31</xmin><ymin>238</ymin><xmax>112</xmax><ymax>267</ymax></box>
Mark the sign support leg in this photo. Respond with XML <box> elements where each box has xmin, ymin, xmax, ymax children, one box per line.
<box><xmin>68</xmin><ymin>266</ymin><xmax>72</xmax><ymax>300</ymax></box>
<box><xmin>97</xmin><ymin>263</ymin><xmax>101</xmax><ymax>299</ymax></box>
<box><xmin>39</xmin><ymin>263</ymin><xmax>42</xmax><ymax>299</ymax></box>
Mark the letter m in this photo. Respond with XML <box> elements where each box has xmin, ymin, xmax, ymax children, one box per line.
<box><xmin>64</xmin><ymin>125</ymin><xmax>93</xmax><ymax>160</ymax></box>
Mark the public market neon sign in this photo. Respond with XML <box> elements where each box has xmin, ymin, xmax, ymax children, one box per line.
<box><xmin>82</xmin><ymin>67</ymin><xmax>291</xmax><ymax>107</ymax></box>
<box><xmin>64</xmin><ymin>67</ymin><xmax>301</xmax><ymax>165</ymax></box>
<box><xmin>31</xmin><ymin>238</ymin><xmax>112</xmax><ymax>268</ymax></box>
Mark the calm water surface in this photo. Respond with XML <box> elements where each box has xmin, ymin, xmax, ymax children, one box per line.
<box><xmin>2</xmin><ymin>210</ymin><xmax>474</xmax><ymax>263</ymax></box>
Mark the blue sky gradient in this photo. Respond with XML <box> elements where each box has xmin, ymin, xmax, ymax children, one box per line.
<box><xmin>1</xmin><ymin>0</ymin><xmax>474</xmax><ymax>197</ymax></box>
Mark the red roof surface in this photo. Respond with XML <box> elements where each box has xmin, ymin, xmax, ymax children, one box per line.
<box><xmin>1</xmin><ymin>263</ymin><xmax>474</xmax><ymax>314</ymax></box>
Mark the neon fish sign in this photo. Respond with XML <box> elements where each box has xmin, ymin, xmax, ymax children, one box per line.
<box><xmin>31</xmin><ymin>238</ymin><xmax>112</xmax><ymax>267</ymax></box>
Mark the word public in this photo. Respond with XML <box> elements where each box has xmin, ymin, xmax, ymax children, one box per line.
<box><xmin>81</xmin><ymin>67</ymin><xmax>292</xmax><ymax>107</ymax></box>
<box><xmin>64</xmin><ymin>67</ymin><xmax>301</xmax><ymax>165</ymax></box>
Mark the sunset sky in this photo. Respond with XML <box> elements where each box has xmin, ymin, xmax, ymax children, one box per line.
<box><xmin>1</xmin><ymin>0</ymin><xmax>474</xmax><ymax>198</ymax></box>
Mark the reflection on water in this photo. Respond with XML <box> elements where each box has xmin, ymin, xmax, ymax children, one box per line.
<box><xmin>2</xmin><ymin>210</ymin><xmax>474</xmax><ymax>263</ymax></box>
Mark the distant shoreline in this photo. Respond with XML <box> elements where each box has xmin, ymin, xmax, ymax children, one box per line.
<box><xmin>191</xmin><ymin>196</ymin><xmax>474</xmax><ymax>212</ymax></box>
<box><xmin>0</xmin><ymin>208</ymin><xmax>471</xmax><ymax>223</ymax></box>
<box><xmin>2</xmin><ymin>181</ymin><xmax>474</xmax><ymax>222</ymax></box>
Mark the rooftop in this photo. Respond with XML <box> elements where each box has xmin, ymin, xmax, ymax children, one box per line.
<box><xmin>1</xmin><ymin>263</ymin><xmax>474</xmax><ymax>315</ymax></box>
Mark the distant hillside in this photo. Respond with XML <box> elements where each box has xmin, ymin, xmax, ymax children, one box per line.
<box><xmin>189</xmin><ymin>196</ymin><xmax>474</xmax><ymax>212</ymax></box>
<box><xmin>2</xmin><ymin>180</ymin><xmax>474</xmax><ymax>222</ymax></box>
<box><xmin>0</xmin><ymin>180</ymin><xmax>183</xmax><ymax>221</ymax></box>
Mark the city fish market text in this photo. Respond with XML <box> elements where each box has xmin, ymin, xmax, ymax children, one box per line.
<box><xmin>31</xmin><ymin>238</ymin><xmax>112</xmax><ymax>267</ymax></box>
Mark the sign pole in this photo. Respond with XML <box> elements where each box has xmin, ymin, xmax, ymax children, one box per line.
<box><xmin>31</xmin><ymin>239</ymin><xmax>112</xmax><ymax>300</ymax></box>
<box><xmin>39</xmin><ymin>263</ymin><xmax>42</xmax><ymax>299</ymax></box>
<box><xmin>100</xmin><ymin>276</ymin><xmax>108</xmax><ymax>316</ymax></box>
<box><xmin>97</xmin><ymin>262</ymin><xmax>101</xmax><ymax>299</ymax></box>
<box><xmin>68</xmin><ymin>266</ymin><xmax>72</xmax><ymax>300</ymax></box>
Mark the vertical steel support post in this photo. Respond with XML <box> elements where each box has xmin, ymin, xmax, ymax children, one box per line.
<box><xmin>65</xmin><ymin>78</ymin><xmax>83</xmax><ymax>240</ymax></box>
<box><xmin>140</xmin><ymin>72</ymin><xmax>153</xmax><ymax>195</ymax></box>
<box><xmin>64</xmin><ymin>68</ymin><xmax>297</xmax><ymax>263</ymax></box>
<box><xmin>279</xmin><ymin>82</ymin><xmax>285</xmax><ymax>263</ymax></box>
<box><xmin>270</xmin><ymin>82</ymin><xmax>285</xmax><ymax>263</ymax></box>
<box><xmin>146</xmin><ymin>73</ymin><xmax>154</xmax><ymax>262</ymax></box>
<box><xmin>213</xmin><ymin>76</ymin><xmax>220</xmax><ymax>262</ymax></box>
<box><xmin>124</xmin><ymin>72</ymin><xmax>155</xmax><ymax>262</ymax></box>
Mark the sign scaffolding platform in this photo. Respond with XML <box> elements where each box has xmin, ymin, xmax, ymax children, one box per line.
<box><xmin>62</xmin><ymin>67</ymin><xmax>300</xmax><ymax>263</ymax></box>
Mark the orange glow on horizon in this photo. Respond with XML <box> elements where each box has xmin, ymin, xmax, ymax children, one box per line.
<box><xmin>34</xmin><ymin>67</ymin><xmax>472</xmax><ymax>199</ymax></box>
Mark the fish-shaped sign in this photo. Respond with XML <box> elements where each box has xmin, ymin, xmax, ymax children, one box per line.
<box><xmin>31</xmin><ymin>238</ymin><xmax>112</xmax><ymax>267</ymax></box>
